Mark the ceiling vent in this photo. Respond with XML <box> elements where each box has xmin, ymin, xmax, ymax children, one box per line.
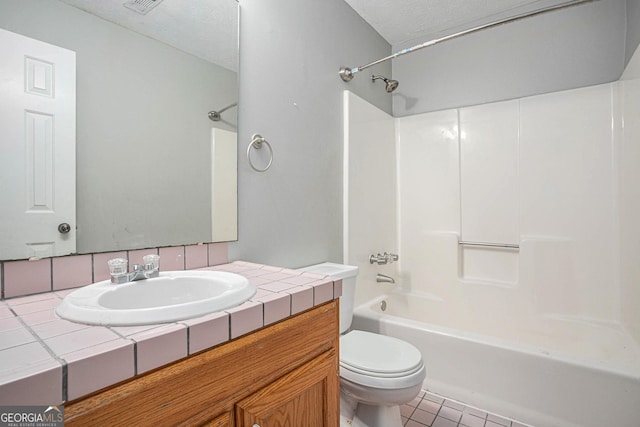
<box><xmin>123</xmin><ymin>0</ymin><xmax>164</xmax><ymax>15</ymax></box>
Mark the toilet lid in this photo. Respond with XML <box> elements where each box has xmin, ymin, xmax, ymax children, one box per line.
<box><xmin>340</xmin><ymin>330</ymin><xmax>423</xmax><ymax>377</ymax></box>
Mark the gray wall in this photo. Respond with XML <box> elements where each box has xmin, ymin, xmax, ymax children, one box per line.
<box><xmin>627</xmin><ymin>0</ymin><xmax>640</xmax><ymax>65</ymax></box>
<box><xmin>0</xmin><ymin>0</ymin><xmax>237</xmax><ymax>253</ymax></box>
<box><xmin>231</xmin><ymin>0</ymin><xmax>391</xmax><ymax>267</ymax></box>
<box><xmin>392</xmin><ymin>0</ymin><xmax>628</xmax><ymax>116</ymax></box>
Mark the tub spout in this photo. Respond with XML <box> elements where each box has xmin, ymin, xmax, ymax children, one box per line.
<box><xmin>376</xmin><ymin>274</ymin><xmax>395</xmax><ymax>284</ymax></box>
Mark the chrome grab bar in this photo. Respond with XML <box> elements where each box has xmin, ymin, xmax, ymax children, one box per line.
<box><xmin>459</xmin><ymin>241</ymin><xmax>519</xmax><ymax>249</ymax></box>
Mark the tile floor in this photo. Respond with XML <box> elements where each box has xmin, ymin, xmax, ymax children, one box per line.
<box><xmin>401</xmin><ymin>390</ymin><xmax>532</xmax><ymax>427</ymax></box>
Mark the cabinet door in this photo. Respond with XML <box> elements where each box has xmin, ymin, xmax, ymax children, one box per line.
<box><xmin>235</xmin><ymin>349</ymin><xmax>338</xmax><ymax>427</ymax></box>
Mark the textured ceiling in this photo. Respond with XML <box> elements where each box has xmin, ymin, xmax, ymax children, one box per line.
<box><xmin>343</xmin><ymin>0</ymin><xmax>575</xmax><ymax>48</ymax></box>
<box><xmin>58</xmin><ymin>0</ymin><xmax>575</xmax><ymax>72</ymax></box>
<box><xmin>58</xmin><ymin>0</ymin><xmax>238</xmax><ymax>71</ymax></box>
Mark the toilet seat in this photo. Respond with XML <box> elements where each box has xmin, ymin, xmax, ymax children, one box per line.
<box><xmin>340</xmin><ymin>330</ymin><xmax>426</xmax><ymax>389</ymax></box>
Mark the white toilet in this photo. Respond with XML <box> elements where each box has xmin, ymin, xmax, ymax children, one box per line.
<box><xmin>298</xmin><ymin>262</ymin><xmax>426</xmax><ymax>427</ymax></box>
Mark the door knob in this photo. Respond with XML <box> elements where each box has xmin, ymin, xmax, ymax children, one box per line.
<box><xmin>58</xmin><ymin>223</ymin><xmax>71</xmax><ymax>234</ymax></box>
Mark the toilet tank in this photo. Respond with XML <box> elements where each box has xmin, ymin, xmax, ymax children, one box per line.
<box><xmin>297</xmin><ymin>262</ymin><xmax>358</xmax><ymax>334</ymax></box>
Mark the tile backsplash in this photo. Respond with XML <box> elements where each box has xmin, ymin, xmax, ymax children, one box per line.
<box><xmin>1</xmin><ymin>242</ymin><xmax>228</xmax><ymax>300</ymax></box>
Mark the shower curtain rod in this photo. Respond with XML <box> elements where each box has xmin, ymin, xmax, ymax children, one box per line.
<box><xmin>339</xmin><ymin>0</ymin><xmax>595</xmax><ymax>82</ymax></box>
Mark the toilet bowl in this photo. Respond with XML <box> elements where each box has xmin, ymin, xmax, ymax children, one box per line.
<box><xmin>298</xmin><ymin>262</ymin><xmax>426</xmax><ymax>427</ymax></box>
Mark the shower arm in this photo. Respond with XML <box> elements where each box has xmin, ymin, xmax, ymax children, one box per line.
<box><xmin>208</xmin><ymin>102</ymin><xmax>238</xmax><ymax>121</ymax></box>
<box><xmin>216</xmin><ymin>102</ymin><xmax>238</xmax><ymax>114</ymax></box>
<box><xmin>339</xmin><ymin>0</ymin><xmax>594</xmax><ymax>82</ymax></box>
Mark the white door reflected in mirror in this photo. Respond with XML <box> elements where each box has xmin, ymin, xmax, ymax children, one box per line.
<box><xmin>0</xmin><ymin>28</ymin><xmax>76</xmax><ymax>260</ymax></box>
<box><xmin>212</xmin><ymin>128</ymin><xmax>238</xmax><ymax>242</ymax></box>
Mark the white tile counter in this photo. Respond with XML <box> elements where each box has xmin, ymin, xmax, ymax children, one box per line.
<box><xmin>0</xmin><ymin>261</ymin><xmax>342</xmax><ymax>405</ymax></box>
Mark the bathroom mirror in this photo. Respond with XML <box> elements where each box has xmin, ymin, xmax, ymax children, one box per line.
<box><xmin>0</xmin><ymin>0</ymin><xmax>238</xmax><ymax>259</ymax></box>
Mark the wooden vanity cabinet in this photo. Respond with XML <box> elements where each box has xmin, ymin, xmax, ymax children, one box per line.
<box><xmin>236</xmin><ymin>349</ymin><xmax>336</xmax><ymax>426</ymax></box>
<box><xmin>64</xmin><ymin>301</ymin><xmax>339</xmax><ymax>427</ymax></box>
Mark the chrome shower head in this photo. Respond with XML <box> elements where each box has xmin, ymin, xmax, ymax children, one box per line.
<box><xmin>371</xmin><ymin>75</ymin><xmax>399</xmax><ymax>93</ymax></box>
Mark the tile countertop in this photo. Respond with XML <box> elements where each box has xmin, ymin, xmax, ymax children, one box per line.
<box><xmin>0</xmin><ymin>261</ymin><xmax>342</xmax><ymax>405</ymax></box>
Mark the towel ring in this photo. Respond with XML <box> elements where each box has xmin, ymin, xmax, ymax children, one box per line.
<box><xmin>247</xmin><ymin>134</ymin><xmax>273</xmax><ymax>172</ymax></box>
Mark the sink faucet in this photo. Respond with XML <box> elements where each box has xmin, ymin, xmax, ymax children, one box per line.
<box><xmin>108</xmin><ymin>255</ymin><xmax>160</xmax><ymax>284</ymax></box>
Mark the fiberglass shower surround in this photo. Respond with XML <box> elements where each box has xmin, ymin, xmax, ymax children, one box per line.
<box><xmin>343</xmin><ymin>63</ymin><xmax>640</xmax><ymax>425</ymax></box>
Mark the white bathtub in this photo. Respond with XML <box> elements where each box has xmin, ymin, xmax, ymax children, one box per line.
<box><xmin>351</xmin><ymin>292</ymin><xmax>640</xmax><ymax>427</ymax></box>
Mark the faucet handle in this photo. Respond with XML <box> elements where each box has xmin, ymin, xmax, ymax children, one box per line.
<box><xmin>108</xmin><ymin>258</ymin><xmax>129</xmax><ymax>284</ymax></box>
<box><xmin>142</xmin><ymin>254</ymin><xmax>160</xmax><ymax>271</ymax></box>
<box><xmin>369</xmin><ymin>252</ymin><xmax>399</xmax><ymax>265</ymax></box>
<box><xmin>107</xmin><ymin>258</ymin><xmax>128</xmax><ymax>276</ymax></box>
<box><xmin>142</xmin><ymin>254</ymin><xmax>160</xmax><ymax>277</ymax></box>
<box><xmin>385</xmin><ymin>252</ymin><xmax>399</xmax><ymax>262</ymax></box>
<box><xmin>369</xmin><ymin>253</ymin><xmax>388</xmax><ymax>264</ymax></box>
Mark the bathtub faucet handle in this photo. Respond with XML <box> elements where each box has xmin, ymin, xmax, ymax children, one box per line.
<box><xmin>369</xmin><ymin>253</ymin><xmax>387</xmax><ymax>264</ymax></box>
<box><xmin>369</xmin><ymin>252</ymin><xmax>399</xmax><ymax>265</ymax></box>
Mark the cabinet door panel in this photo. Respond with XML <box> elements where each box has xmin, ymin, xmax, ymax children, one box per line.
<box><xmin>236</xmin><ymin>349</ymin><xmax>338</xmax><ymax>427</ymax></box>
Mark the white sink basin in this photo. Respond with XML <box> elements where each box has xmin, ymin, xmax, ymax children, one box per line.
<box><xmin>56</xmin><ymin>270</ymin><xmax>256</xmax><ymax>326</ymax></box>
